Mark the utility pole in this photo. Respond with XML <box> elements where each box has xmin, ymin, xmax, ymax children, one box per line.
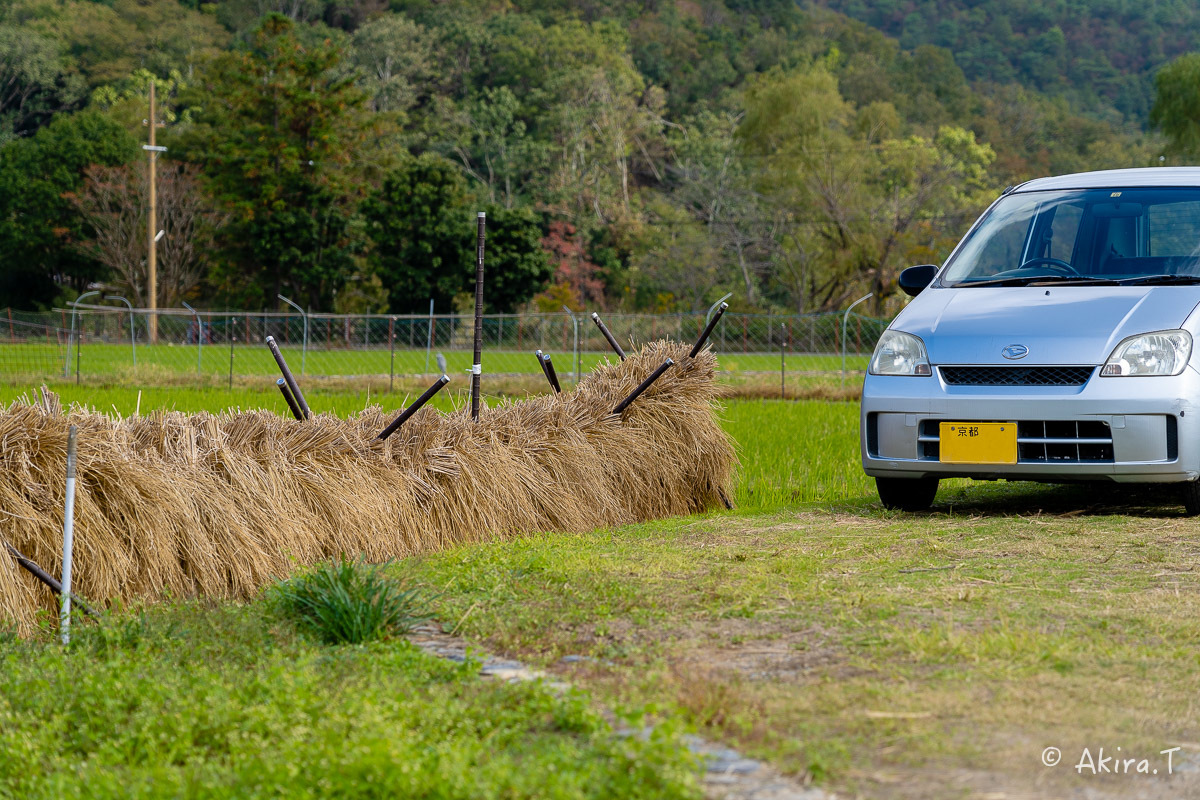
<box><xmin>144</xmin><ymin>80</ymin><xmax>167</xmax><ymax>343</ymax></box>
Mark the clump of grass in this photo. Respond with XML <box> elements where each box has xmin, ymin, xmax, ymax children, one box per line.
<box><xmin>273</xmin><ymin>558</ymin><xmax>430</xmax><ymax>645</ymax></box>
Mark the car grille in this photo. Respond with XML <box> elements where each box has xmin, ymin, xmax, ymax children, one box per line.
<box><xmin>940</xmin><ymin>366</ymin><xmax>1095</xmax><ymax>386</ymax></box>
<box><xmin>918</xmin><ymin>419</ymin><xmax>1114</xmax><ymax>463</ymax></box>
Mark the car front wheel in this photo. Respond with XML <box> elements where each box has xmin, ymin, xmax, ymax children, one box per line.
<box><xmin>876</xmin><ymin>476</ymin><xmax>939</xmax><ymax>511</ymax></box>
<box><xmin>1180</xmin><ymin>480</ymin><xmax>1200</xmax><ymax>517</ymax></box>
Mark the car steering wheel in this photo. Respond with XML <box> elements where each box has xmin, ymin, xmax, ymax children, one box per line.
<box><xmin>1018</xmin><ymin>256</ymin><xmax>1079</xmax><ymax>275</ymax></box>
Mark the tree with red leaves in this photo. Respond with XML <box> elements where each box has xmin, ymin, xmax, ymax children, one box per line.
<box><xmin>540</xmin><ymin>221</ymin><xmax>605</xmax><ymax>310</ymax></box>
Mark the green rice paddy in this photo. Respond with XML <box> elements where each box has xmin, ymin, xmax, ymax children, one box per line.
<box><xmin>0</xmin><ymin>341</ymin><xmax>872</xmax><ymax>382</ymax></box>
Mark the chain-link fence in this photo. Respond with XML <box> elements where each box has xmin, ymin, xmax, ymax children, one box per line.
<box><xmin>0</xmin><ymin>305</ymin><xmax>890</xmax><ymax>392</ymax></box>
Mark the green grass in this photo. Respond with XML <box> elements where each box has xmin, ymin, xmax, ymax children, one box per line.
<box><xmin>0</xmin><ymin>602</ymin><xmax>700</xmax><ymax>799</ymax></box>
<box><xmin>398</xmin><ymin>494</ymin><xmax>1200</xmax><ymax>798</ymax></box>
<box><xmin>3</xmin><ymin>385</ymin><xmax>1194</xmax><ymax>798</ymax></box>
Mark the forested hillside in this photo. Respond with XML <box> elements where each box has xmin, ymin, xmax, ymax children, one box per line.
<box><xmin>816</xmin><ymin>0</ymin><xmax>1200</xmax><ymax>122</ymax></box>
<box><xmin>0</xmin><ymin>0</ymin><xmax>1185</xmax><ymax>317</ymax></box>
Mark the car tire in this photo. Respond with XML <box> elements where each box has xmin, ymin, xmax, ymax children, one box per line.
<box><xmin>876</xmin><ymin>476</ymin><xmax>939</xmax><ymax>511</ymax></box>
<box><xmin>1181</xmin><ymin>481</ymin><xmax>1200</xmax><ymax>517</ymax></box>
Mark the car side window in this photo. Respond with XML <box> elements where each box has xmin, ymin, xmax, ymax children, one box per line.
<box><xmin>964</xmin><ymin>209</ymin><xmax>1032</xmax><ymax>277</ymax></box>
<box><xmin>1148</xmin><ymin>202</ymin><xmax>1200</xmax><ymax>257</ymax></box>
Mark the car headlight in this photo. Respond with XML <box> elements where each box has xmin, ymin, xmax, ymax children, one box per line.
<box><xmin>869</xmin><ymin>330</ymin><xmax>932</xmax><ymax>376</ymax></box>
<box><xmin>1100</xmin><ymin>330</ymin><xmax>1192</xmax><ymax>376</ymax></box>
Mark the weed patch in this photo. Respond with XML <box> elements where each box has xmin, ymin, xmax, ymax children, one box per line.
<box><xmin>272</xmin><ymin>558</ymin><xmax>431</xmax><ymax>644</ymax></box>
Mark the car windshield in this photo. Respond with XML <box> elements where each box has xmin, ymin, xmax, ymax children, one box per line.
<box><xmin>941</xmin><ymin>187</ymin><xmax>1200</xmax><ymax>286</ymax></box>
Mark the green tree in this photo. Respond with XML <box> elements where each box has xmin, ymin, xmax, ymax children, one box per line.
<box><xmin>0</xmin><ymin>25</ymin><xmax>83</xmax><ymax>141</ymax></box>
<box><xmin>630</xmin><ymin>196</ymin><xmax>728</xmax><ymax>312</ymax></box>
<box><xmin>0</xmin><ymin>111</ymin><xmax>137</xmax><ymax>308</ymax></box>
<box><xmin>479</xmin><ymin>205</ymin><xmax>553</xmax><ymax>312</ymax></box>
<box><xmin>482</xmin><ymin>16</ymin><xmax>664</xmax><ymax>226</ymax></box>
<box><xmin>739</xmin><ymin>65</ymin><xmax>995</xmax><ymax>313</ymax></box>
<box><xmin>8</xmin><ymin>0</ymin><xmax>227</xmax><ymax>93</ymax></box>
<box><xmin>179</xmin><ymin>14</ymin><xmax>369</xmax><ymax>309</ymax></box>
<box><xmin>440</xmin><ymin>86</ymin><xmax>551</xmax><ymax>209</ymax></box>
<box><xmin>364</xmin><ymin>153</ymin><xmax>474</xmax><ymax>314</ymax></box>
<box><xmin>350</xmin><ymin>13</ymin><xmax>437</xmax><ymax>115</ymax></box>
<box><xmin>1151</xmin><ymin>53</ymin><xmax>1200</xmax><ymax>160</ymax></box>
<box><xmin>667</xmin><ymin>110</ymin><xmax>779</xmax><ymax>307</ymax></box>
<box><xmin>364</xmin><ymin>154</ymin><xmax>551</xmax><ymax>313</ymax></box>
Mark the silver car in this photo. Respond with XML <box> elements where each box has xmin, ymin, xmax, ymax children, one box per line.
<box><xmin>861</xmin><ymin>167</ymin><xmax>1200</xmax><ymax>514</ymax></box>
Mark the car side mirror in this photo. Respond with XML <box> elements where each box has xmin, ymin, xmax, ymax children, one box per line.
<box><xmin>899</xmin><ymin>264</ymin><xmax>938</xmax><ymax>297</ymax></box>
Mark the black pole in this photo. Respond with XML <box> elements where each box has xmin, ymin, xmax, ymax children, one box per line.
<box><xmin>542</xmin><ymin>353</ymin><xmax>562</xmax><ymax>393</ymax></box>
<box><xmin>535</xmin><ymin>349</ymin><xmax>553</xmax><ymax>384</ymax></box>
<box><xmin>276</xmin><ymin>378</ymin><xmax>303</xmax><ymax>421</ymax></box>
<box><xmin>266</xmin><ymin>335</ymin><xmax>311</xmax><ymax>420</ymax></box>
<box><xmin>591</xmin><ymin>312</ymin><xmax>626</xmax><ymax>360</ymax></box>
<box><xmin>471</xmin><ymin>212</ymin><xmax>486</xmax><ymax>421</ymax></box>
<box><xmin>613</xmin><ymin>359</ymin><xmax>674</xmax><ymax>415</ymax></box>
<box><xmin>689</xmin><ymin>302</ymin><xmax>729</xmax><ymax>358</ymax></box>
<box><xmin>4</xmin><ymin>542</ymin><xmax>99</xmax><ymax>618</ymax></box>
<box><xmin>378</xmin><ymin>374</ymin><xmax>450</xmax><ymax>440</ymax></box>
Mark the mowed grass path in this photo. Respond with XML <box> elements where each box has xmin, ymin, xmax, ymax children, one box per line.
<box><xmin>402</xmin><ymin>477</ymin><xmax>1200</xmax><ymax>799</ymax></box>
<box><xmin>1</xmin><ymin>386</ymin><xmax>1197</xmax><ymax>798</ymax></box>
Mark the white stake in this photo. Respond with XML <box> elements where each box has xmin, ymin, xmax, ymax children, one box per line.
<box><xmin>60</xmin><ymin>424</ymin><xmax>78</xmax><ymax>645</ymax></box>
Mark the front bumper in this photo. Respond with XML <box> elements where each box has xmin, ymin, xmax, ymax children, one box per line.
<box><xmin>861</xmin><ymin>365</ymin><xmax>1200</xmax><ymax>483</ymax></box>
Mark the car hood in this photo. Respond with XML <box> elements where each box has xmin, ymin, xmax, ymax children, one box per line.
<box><xmin>893</xmin><ymin>286</ymin><xmax>1200</xmax><ymax>365</ymax></box>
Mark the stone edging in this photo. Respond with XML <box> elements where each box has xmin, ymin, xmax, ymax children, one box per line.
<box><xmin>407</xmin><ymin>624</ymin><xmax>832</xmax><ymax>800</ymax></box>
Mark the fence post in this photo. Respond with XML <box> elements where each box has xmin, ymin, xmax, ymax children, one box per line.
<box><xmin>841</xmin><ymin>294</ymin><xmax>873</xmax><ymax>389</ymax></box>
<box><xmin>106</xmin><ymin>295</ymin><xmax>136</xmax><ymax>367</ymax></box>
<box><xmin>276</xmin><ymin>294</ymin><xmax>307</xmax><ymax>376</ymax></box>
<box><xmin>182</xmin><ymin>302</ymin><xmax>202</xmax><ymax>373</ymax></box>
<box><xmin>67</xmin><ymin>291</ymin><xmax>99</xmax><ymax>379</ymax></box>
<box><xmin>425</xmin><ymin>299</ymin><xmax>434</xmax><ymax>375</ymax></box>
<box><xmin>562</xmin><ymin>307</ymin><xmax>579</xmax><ymax>383</ymax></box>
<box><xmin>228</xmin><ymin>316</ymin><xmax>236</xmax><ymax>391</ymax></box>
<box><xmin>389</xmin><ymin>316</ymin><xmax>396</xmax><ymax>393</ymax></box>
<box><xmin>780</xmin><ymin>322</ymin><xmax>786</xmax><ymax>400</ymax></box>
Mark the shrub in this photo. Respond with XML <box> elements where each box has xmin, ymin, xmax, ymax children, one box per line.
<box><xmin>272</xmin><ymin>557</ymin><xmax>430</xmax><ymax>645</ymax></box>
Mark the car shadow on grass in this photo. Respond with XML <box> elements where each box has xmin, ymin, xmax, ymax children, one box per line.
<box><xmin>931</xmin><ymin>478</ymin><xmax>1191</xmax><ymax>518</ymax></box>
<box><xmin>827</xmin><ymin>477</ymin><xmax>1193</xmax><ymax>519</ymax></box>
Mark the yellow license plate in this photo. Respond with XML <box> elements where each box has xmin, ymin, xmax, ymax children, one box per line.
<box><xmin>939</xmin><ymin>422</ymin><xmax>1017</xmax><ymax>465</ymax></box>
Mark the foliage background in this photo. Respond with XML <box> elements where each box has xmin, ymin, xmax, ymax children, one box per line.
<box><xmin>0</xmin><ymin>0</ymin><xmax>1195</xmax><ymax>317</ymax></box>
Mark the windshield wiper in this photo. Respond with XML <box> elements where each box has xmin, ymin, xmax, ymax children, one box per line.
<box><xmin>951</xmin><ymin>275</ymin><xmax>1119</xmax><ymax>288</ymax></box>
<box><xmin>1119</xmin><ymin>274</ymin><xmax>1200</xmax><ymax>286</ymax></box>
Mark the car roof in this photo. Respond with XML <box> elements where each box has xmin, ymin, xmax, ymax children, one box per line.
<box><xmin>1013</xmin><ymin>167</ymin><xmax>1200</xmax><ymax>193</ymax></box>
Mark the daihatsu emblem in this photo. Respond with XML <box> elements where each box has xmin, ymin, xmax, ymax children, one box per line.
<box><xmin>1002</xmin><ymin>344</ymin><xmax>1029</xmax><ymax>360</ymax></box>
